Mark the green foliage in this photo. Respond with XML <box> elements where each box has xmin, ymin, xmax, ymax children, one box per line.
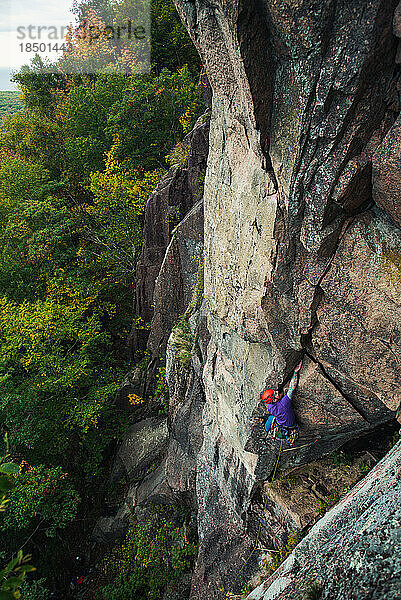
<box><xmin>154</xmin><ymin>366</ymin><xmax>169</xmax><ymax>415</ymax></box>
<box><xmin>0</xmin><ymin>551</ymin><xmax>36</xmax><ymax>600</ymax></box>
<box><xmin>19</xmin><ymin>578</ymin><xmax>50</xmax><ymax>600</ymax></box>
<box><xmin>0</xmin><ymin>149</ymin><xmax>153</xmax><ymax>467</ymax></box>
<box><xmin>0</xmin><ymin>283</ymin><xmax>123</xmax><ymax>456</ymax></box>
<box><xmin>268</xmin><ymin>531</ymin><xmax>304</xmax><ymax>573</ymax></box>
<box><xmin>4</xmin><ymin>69</ymin><xmax>203</xmax><ymax>184</ymax></box>
<box><xmin>0</xmin><ymin>464</ymin><xmax>80</xmax><ymax>542</ymax></box>
<box><xmin>195</xmin><ymin>171</ymin><xmax>206</xmax><ymax>201</ymax></box>
<box><xmin>170</xmin><ymin>263</ymin><xmax>204</xmax><ymax>369</ymax></box>
<box><xmin>12</xmin><ymin>60</ymin><xmax>63</xmax><ymax>119</ymax></box>
<box><xmin>277</xmin><ymin>474</ymin><xmax>297</xmax><ymax>488</ymax></box>
<box><xmin>69</xmin><ymin>0</ymin><xmax>200</xmax><ymax>76</ymax></box>
<box><xmin>0</xmin><ymin>111</ymin><xmax>61</xmax><ymax>180</ymax></box>
<box><xmin>96</xmin><ymin>511</ymin><xmax>197</xmax><ymax>600</ymax></box>
<box><xmin>150</xmin><ymin>0</ymin><xmax>201</xmax><ymax>75</ymax></box>
<box><xmin>137</xmin><ymin>350</ymin><xmax>151</xmax><ymax>372</ymax></box>
<box><xmin>359</xmin><ymin>460</ymin><xmax>372</xmax><ymax>476</ymax></box>
<box><xmin>186</xmin><ymin>261</ymin><xmax>204</xmax><ymax>317</ymax></box>
<box><xmin>106</xmin><ymin>67</ymin><xmax>203</xmax><ymax>172</ymax></box>
<box><xmin>0</xmin><ymin>153</ymin><xmax>52</xmax><ymax>202</ymax></box>
<box><xmin>88</xmin><ymin>161</ymin><xmax>164</xmax><ymax>269</ymax></box>
<box><xmin>0</xmin><ymin>0</ymin><xmax>202</xmax><ymax>589</ymax></box>
<box><xmin>0</xmin><ymin>124</ymin><xmax>140</xmax><ymax>582</ymax></box>
<box><xmin>0</xmin><ymin>93</ymin><xmax>22</xmax><ymax>126</ymax></box>
<box><xmin>0</xmin><ymin>435</ymin><xmax>19</xmax><ymax>513</ymax></box>
<box><xmin>134</xmin><ymin>317</ymin><xmax>151</xmax><ymax>331</ymax></box>
<box><xmin>171</xmin><ymin>315</ymin><xmax>194</xmax><ymax>369</ymax></box>
<box><xmin>0</xmin><ymin>439</ymin><xmax>36</xmax><ymax>600</ymax></box>
<box><xmin>166</xmin><ymin>141</ymin><xmax>190</xmax><ymax>167</ymax></box>
<box><xmin>59</xmin><ymin>75</ymin><xmax>128</xmax><ymax>183</ymax></box>
<box><xmin>316</xmin><ymin>492</ymin><xmax>341</xmax><ymax>515</ymax></box>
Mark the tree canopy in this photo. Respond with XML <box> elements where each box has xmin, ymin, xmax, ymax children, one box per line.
<box><xmin>0</xmin><ymin>0</ymin><xmax>203</xmax><ymax>591</ymax></box>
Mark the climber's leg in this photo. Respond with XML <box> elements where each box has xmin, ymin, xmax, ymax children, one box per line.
<box><xmin>264</xmin><ymin>415</ymin><xmax>275</xmax><ymax>434</ymax></box>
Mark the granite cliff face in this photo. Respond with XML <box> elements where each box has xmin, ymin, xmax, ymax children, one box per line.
<box><xmin>171</xmin><ymin>1</ymin><xmax>401</xmax><ymax>597</ymax></box>
<box><xmin>103</xmin><ymin>2</ymin><xmax>401</xmax><ymax>598</ymax></box>
<box><xmin>248</xmin><ymin>440</ymin><xmax>401</xmax><ymax>600</ymax></box>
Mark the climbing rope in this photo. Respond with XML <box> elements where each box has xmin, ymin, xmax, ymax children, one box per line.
<box><xmin>225</xmin><ymin>439</ymin><xmax>283</xmax><ymax>599</ymax></box>
<box><xmin>281</xmin><ymin>437</ymin><xmax>320</xmax><ymax>452</ymax></box>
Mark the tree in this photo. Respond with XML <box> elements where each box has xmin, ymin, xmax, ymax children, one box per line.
<box><xmin>0</xmin><ymin>0</ymin><xmax>203</xmax><ymax>590</ymax></box>
<box><xmin>0</xmin><ymin>436</ymin><xmax>36</xmax><ymax>600</ymax></box>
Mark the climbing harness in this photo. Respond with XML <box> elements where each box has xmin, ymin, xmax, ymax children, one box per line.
<box><xmin>225</xmin><ymin>439</ymin><xmax>284</xmax><ymax>599</ymax></box>
<box><xmin>269</xmin><ymin>417</ymin><xmax>299</xmax><ymax>447</ymax></box>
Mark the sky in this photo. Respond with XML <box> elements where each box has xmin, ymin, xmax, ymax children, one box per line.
<box><xmin>0</xmin><ymin>0</ymin><xmax>75</xmax><ymax>90</ymax></box>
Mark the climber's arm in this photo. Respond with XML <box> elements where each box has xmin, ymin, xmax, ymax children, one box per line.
<box><xmin>287</xmin><ymin>361</ymin><xmax>303</xmax><ymax>399</ymax></box>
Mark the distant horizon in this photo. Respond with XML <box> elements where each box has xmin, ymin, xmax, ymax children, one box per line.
<box><xmin>1</xmin><ymin>1</ymin><xmax>75</xmax><ymax>82</ymax></box>
<box><xmin>0</xmin><ymin>68</ymin><xmax>17</xmax><ymax>91</ymax></box>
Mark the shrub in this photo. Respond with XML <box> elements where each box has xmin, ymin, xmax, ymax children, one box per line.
<box><xmin>316</xmin><ymin>492</ymin><xmax>340</xmax><ymax>515</ymax></box>
<box><xmin>0</xmin><ymin>464</ymin><xmax>80</xmax><ymax>542</ymax></box>
<box><xmin>195</xmin><ymin>171</ymin><xmax>205</xmax><ymax>202</ymax></box>
<box><xmin>96</xmin><ymin>510</ymin><xmax>197</xmax><ymax>600</ymax></box>
<box><xmin>154</xmin><ymin>366</ymin><xmax>169</xmax><ymax>415</ymax></box>
<box><xmin>171</xmin><ymin>315</ymin><xmax>194</xmax><ymax>368</ymax></box>
<box><xmin>0</xmin><ymin>551</ymin><xmax>36</xmax><ymax>600</ymax></box>
<box><xmin>0</xmin><ymin>439</ymin><xmax>36</xmax><ymax>600</ymax></box>
<box><xmin>166</xmin><ymin>142</ymin><xmax>190</xmax><ymax>167</ymax></box>
<box><xmin>186</xmin><ymin>262</ymin><xmax>204</xmax><ymax>317</ymax></box>
<box><xmin>329</xmin><ymin>449</ymin><xmax>353</xmax><ymax>467</ymax></box>
<box><xmin>268</xmin><ymin>531</ymin><xmax>304</xmax><ymax>573</ymax></box>
<box><xmin>19</xmin><ymin>578</ymin><xmax>50</xmax><ymax>600</ymax></box>
<box><xmin>359</xmin><ymin>460</ymin><xmax>372</xmax><ymax>475</ymax></box>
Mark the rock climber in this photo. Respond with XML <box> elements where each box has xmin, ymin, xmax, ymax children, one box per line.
<box><xmin>261</xmin><ymin>361</ymin><xmax>303</xmax><ymax>442</ymax></box>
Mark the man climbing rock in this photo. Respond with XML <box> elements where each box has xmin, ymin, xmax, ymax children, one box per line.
<box><xmin>261</xmin><ymin>361</ymin><xmax>303</xmax><ymax>442</ymax></box>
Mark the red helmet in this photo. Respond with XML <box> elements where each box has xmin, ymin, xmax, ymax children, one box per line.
<box><xmin>262</xmin><ymin>389</ymin><xmax>275</xmax><ymax>404</ymax></box>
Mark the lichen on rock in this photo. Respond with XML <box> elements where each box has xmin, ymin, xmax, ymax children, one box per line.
<box><xmin>108</xmin><ymin>1</ymin><xmax>401</xmax><ymax>598</ymax></box>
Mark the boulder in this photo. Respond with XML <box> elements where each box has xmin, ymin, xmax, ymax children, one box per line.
<box><xmin>112</xmin><ymin>418</ymin><xmax>168</xmax><ymax>484</ymax></box>
<box><xmin>134</xmin><ymin>459</ymin><xmax>177</xmax><ymax>508</ymax></box>
<box><xmin>92</xmin><ymin>485</ymin><xmax>136</xmax><ymax>544</ymax></box>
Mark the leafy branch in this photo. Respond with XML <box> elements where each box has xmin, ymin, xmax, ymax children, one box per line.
<box><xmin>0</xmin><ymin>435</ymin><xmax>36</xmax><ymax>599</ymax></box>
